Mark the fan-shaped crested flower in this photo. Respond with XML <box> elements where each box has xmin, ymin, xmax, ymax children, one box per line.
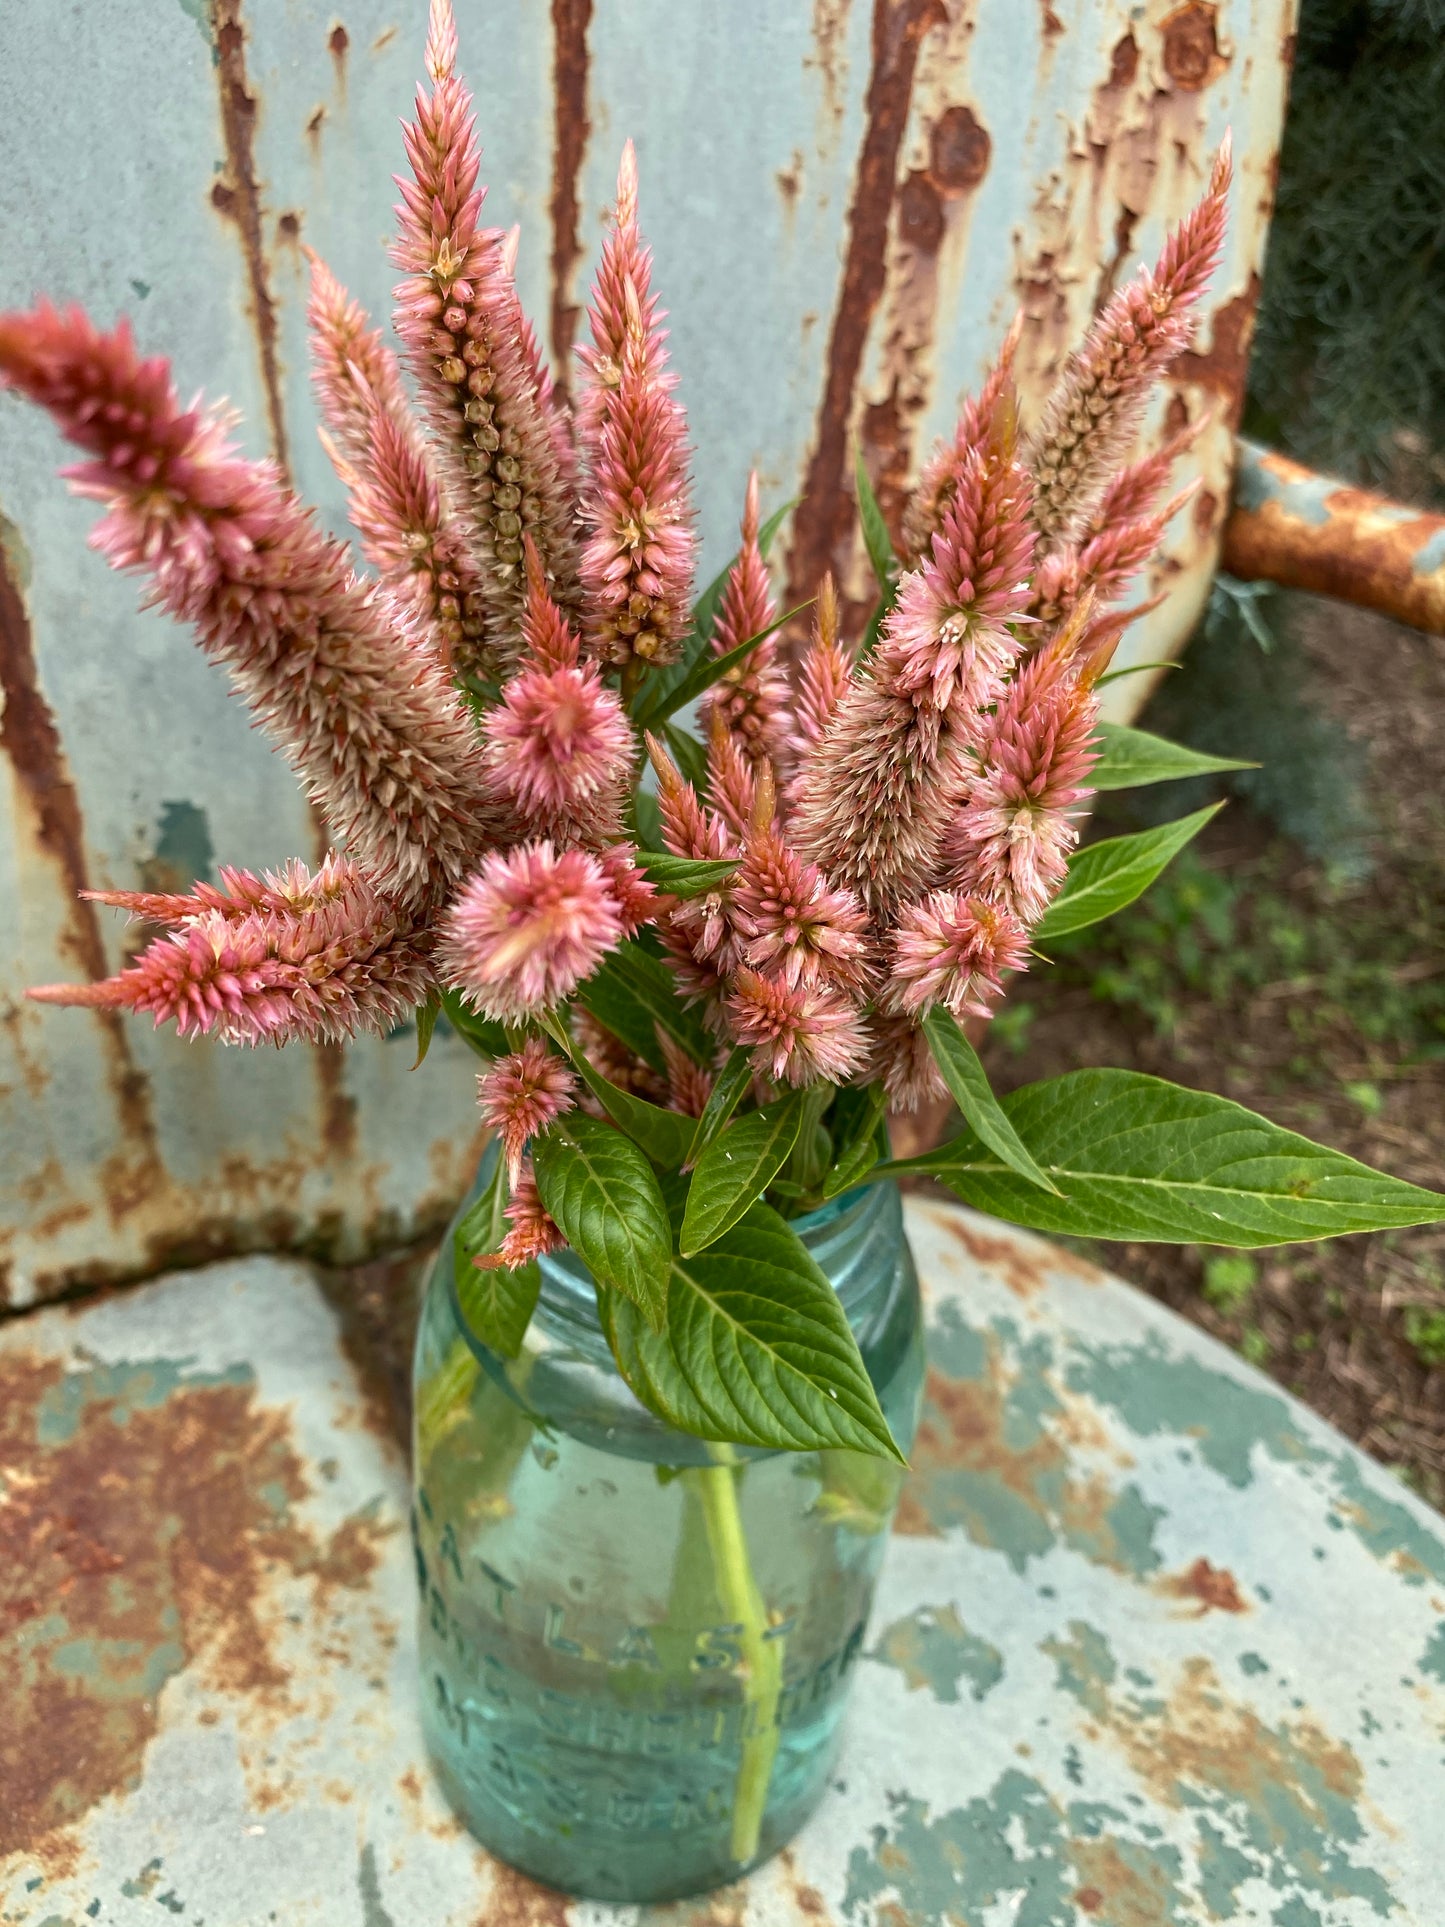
<box><xmin>392</xmin><ymin>0</ymin><xmax>577</xmax><ymax>649</ymax></box>
<box><xmin>886</xmin><ymin>891</ymin><xmax>1030</xmax><ymax>1021</ymax></box>
<box><xmin>725</xmin><ymin>969</ymin><xmax>870</xmax><ymax>1087</ymax></box>
<box><xmin>946</xmin><ymin>642</ymin><xmax>1101</xmax><ymax>924</ymax></box>
<box><xmin>31</xmin><ymin>875</ymin><xmax>430</xmax><ymax>1046</ymax></box>
<box><xmin>474</xmin><ymin>1157</ymin><xmax>564</xmax><ymax>1271</ymax></box>
<box><xmin>578</xmin><ymin>166</ymin><xmax>696</xmax><ymax>667</ymax></box>
<box><xmin>439</xmin><ymin>842</ymin><xmax>629</xmax><ymax>1021</ymax></box>
<box><xmin>698</xmin><ymin>471</ymin><xmax>786</xmax><ymax>766</ymax></box>
<box><xmin>902</xmin><ymin>313</ymin><xmax>1023</xmax><ymax>565</ymax></box>
<box><xmin>0</xmin><ymin>301</ymin><xmax>498</xmax><ymax>901</ymax></box>
<box><xmin>477</xmin><ymin>1038</ymin><xmax>577</xmax><ymax>1182</ymax></box>
<box><xmin>731</xmin><ymin>823</ymin><xmax>873</xmax><ymax>992</ymax></box>
<box><xmin>1028</xmin><ymin>140</ymin><xmax>1232</xmax><ymax>543</ymax></box>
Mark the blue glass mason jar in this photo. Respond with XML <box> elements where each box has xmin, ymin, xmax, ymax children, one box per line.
<box><xmin>411</xmin><ymin>1156</ymin><xmax>924</xmax><ymax>1902</ymax></box>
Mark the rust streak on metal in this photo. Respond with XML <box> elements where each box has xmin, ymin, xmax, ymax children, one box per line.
<box><xmin>547</xmin><ymin>0</ymin><xmax>593</xmax><ymax>399</ymax></box>
<box><xmin>211</xmin><ymin>0</ymin><xmax>291</xmax><ymax>479</ymax></box>
<box><xmin>0</xmin><ymin>1351</ymin><xmax>382</xmax><ymax>1851</ymax></box>
<box><xmin>1161</xmin><ymin>1556</ymin><xmax>1249</xmax><ymax>1615</ymax></box>
<box><xmin>1223</xmin><ymin>445</ymin><xmax>1445</xmax><ymax>637</ymax></box>
<box><xmin>1160</xmin><ymin>1</ymin><xmax>1225</xmax><ymax>92</ymax></box>
<box><xmin>0</xmin><ymin>539</ymin><xmax>160</xmax><ymax>1171</ymax></box>
<box><xmin>1172</xmin><ymin>274</ymin><xmax>1262</xmax><ymax>428</ymax></box>
<box><xmin>785</xmin><ymin>0</ymin><xmax>944</xmax><ymax>618</ymax></box>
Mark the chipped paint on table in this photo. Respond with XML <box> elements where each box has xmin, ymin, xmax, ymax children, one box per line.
<box><xmin>0</xmin><ymin>0</ymin><xmax>1294</xmax><ymax>1303</ymax></box>
<box><xmin>4</xmin><ymin>1197</ymin><xmax>1443</xmax><ymax>1925</ymax></box>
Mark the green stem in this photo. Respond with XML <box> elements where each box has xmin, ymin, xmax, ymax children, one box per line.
<box><xmin>695</xmin><ymin>1453</ymin><xmax>785</xmax><ymax>1868</ymax></box>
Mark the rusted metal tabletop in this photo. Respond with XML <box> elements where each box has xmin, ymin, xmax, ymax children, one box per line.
<box><xmin>3</xmin><ymin>1198</ymin><xmax>1443</xmax><ymax>1925</ymax></box>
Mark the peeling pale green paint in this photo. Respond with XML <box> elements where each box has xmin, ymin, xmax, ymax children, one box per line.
<box><xmin>36</xmin><ymin>1358</ymin><xmax>251</xmax><ymax>1447</ymax></box>
<box><xmin>142</xmin><ymin>799</ymin><xmax>216</xmax><ymax>895</ymax></box>
<box><xmin>51</xmin><ymin>1636</ymin><xmax>185</xmax><ymax>1701</ymax></box>
<box><xmin>868</xmin><ymin>1603</ymin><xmax>1003</xmax><ymax>1704</ymax></box>
<box><xmin>1272</xmin><ymin>1900</ymin><xmax>1327</xmax><ymax>1927</ymax></box>
<box><xmin>1419</xmin><ymin>1622</ymin><xmax>1445</xmax><ymax>1683</ymax></box>
<box><xmin>1042</xmin><ymin>1619</ymin><xmax>1118</xmax><ymax>1720</ymax></box>
<box><xmin>1195</xmin><ymin>1815</ymin><xmax>1258</xmax><ymax>1920</ymax></box>
<box><xmin>1324</xmin><ymin>1454</ymin><xmax>1445</xmax><ymax>1587</ymax></box>
<box><xmin>356</xmin><ymin>1844</ymin><xmax>396</xmax><ymax>1927</ymax></box>
<box><xmin>1240</xmin><ymin>1652</ymin><xmax>1270</xmax><ymax>1677</ymax></box>
<box><xmin>175</xmin><ymin>0</ymin><xmax>217</xmax><ymax>60</ymax></box>
<box><xmin>911</xmin><ymin>1307</ymin><xmax>1164</xmax><ymax>1577</ymax></box>
<box><xmin>841</xmin><ymin>1777</ymin><xmax>1192</xmax><ymax>1927</ymax></box>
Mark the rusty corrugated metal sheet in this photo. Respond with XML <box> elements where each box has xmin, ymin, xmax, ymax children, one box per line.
<box><xmin>0</xmin><ymin>0</ymin><xmax>1295</xmax><ymax>1304</ymax></box>
<box><xmin>3</xmin><ymin>1201</ymin><xmax>1443</xmax><ymax>1919</ymax></box>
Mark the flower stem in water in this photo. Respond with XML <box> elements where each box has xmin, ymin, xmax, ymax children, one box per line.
<box><xmin>696</xmin><ymin>1455</ymin><xmax>785</xmax><ymax>1868</ymax></box>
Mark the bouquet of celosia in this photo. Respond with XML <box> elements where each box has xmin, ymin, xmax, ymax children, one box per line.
<box><xmin>4</xmin><ymin>0</ymin><xmax>1440</xmax><ymax>1466</ymax></box>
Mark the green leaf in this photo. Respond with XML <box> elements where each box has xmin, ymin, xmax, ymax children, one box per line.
<box><xmin>661</xmin><ymin>720</ymin><xmax>710</xmax><ymax>797</ymax></box>
<box><xmin>1091</xmin><ymin>721</ymin><xmax>1256</xmax><ymax>792</ymax></box>
<box><xmin>532</xmin><ymin>1113</ymin><xmax>673</xmax><ymax>1327</ymax></box>
<box><xmin>687</xmin><ymin>1046</ymin><xmax>754</xmax><ymax>1164</ymax></box>
<box><xmin>635</xmin><ymin>602</ymin><xmax>813</xmax><ymax>727</ymax></box>
<box><xmin>855</xmin><ymin>447</ymin><xmax>898</xmax><ymax>590</ymax></box>
<box><xmin>922</xmin><ymin>1008</ymin><xmax>1061</xmax><ymax>1195</ymax></box>
<box><xmin>681</xmin><ymin>1090</ymin><xmax>807</xmax><ymax>1255</ymax></box>
<box><xmin>636</xmin><ymin>851</ymin><xmax>739</xmax><ymax>900</ymax></box>
<box><xmin>892</xmin><ymin>1068</ymin><xmax>1445</xmax><ymax>1246</ymax></box>
<box><xmin>822</xmin><ymin>1105</ymin><xmax>886</xmax><ymax>1199</ymax></box>
<box><xmin>578</xmin><ymin>939</ymin><xmax>711</xmax><ymax>1073</ymax></box>
<box><xmin>540</xmin><ymin>1013</ymin><xmax>696</xmax><ymax>1171</ymax></box>
<box><xmin>1033</xmin><ymin>804</ymin><xmax>1223</xmax><ymax>942</ymax></box>
<box><xmin>411</xmin><ymin>989</ymin><xmax>441</xmax><ymax>1069</ymax></box>
<box><xmin>452</xmin><ymin>1165</ymin><xmax>541</xmax><ymax>1359</ymax></box>
<box><xmin>439</xmin><ymin>986</ymin><xmax>509</xmax><ymax>1061</ymax></box>
<box><xmin>598</xmin><ymin>1201</ymin><xmax>904</xmax><ymax>1460</ymax></box>
<box><xmin>1095</xmin><ymin>660</ymin><xmax>1178</xmax><ymax>689</ymax></box>
<box><xmin>631</xmin><ymin>785</ymin><xmax>664</xmax><ymax>853</ymax></box>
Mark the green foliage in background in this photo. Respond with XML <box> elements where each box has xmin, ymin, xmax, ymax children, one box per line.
<box><xmin>1247</xmin><ymin>0</ymin><xmax>1445</xmax><ymax>495</ymax></box>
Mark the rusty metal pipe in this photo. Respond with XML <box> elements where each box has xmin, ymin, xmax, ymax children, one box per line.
<box><xmin>1222</xmin><ymin>438</ymin><xmax>1445</xmax><ymax>637</ymax></box>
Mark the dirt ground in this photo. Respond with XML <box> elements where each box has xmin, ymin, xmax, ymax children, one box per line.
<box><xmin>977</xmin><ymin>596</ymin><xmax>1445</xmax><ymax>1507</ymax></box>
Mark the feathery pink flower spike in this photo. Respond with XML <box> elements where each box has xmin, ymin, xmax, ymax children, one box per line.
<box><xmin>478</xmin><ymin>1039</ymin><xmax>577</xmax><ymax>1183</ymax></box>
<box><xmin>438</xmin><ymin>842</ymin><xmax>628</xmax><ymax>1022</ymax></box>
<box><xmin>1028</xmin><ymin>139</ymin><xmax>1232</xmax><ymax>544</ymax></box>
<box><xmin>392</xmin><ymin>0</ymin><xmax>577</xmax><ymax>649</ymax></box>
<box><xmin>699</xmin><ymin>471</ymin><xmax>786</xmax><ymax>767</ymax></box>
<box><xmin>578</xmin><ymin>151</ymin><xmax>697</xmax><ymax>669</ymax></box>
<box><xmin>726</xmin><ymin>969</ymin><xmax>871</xmax><ymax>1089</ymax></box>
<box><xmin>474</xmin><ymin>1159</ymin><xmax>565</xmax><ymax>1271</ymax></box>
<box><xmin>0</xmin><ymin>302</ymin><xmax>498</xmax><ymax>902</ymax></box>
<box><xmin>886</xmin><ymin>892</ymin><xmax>1030</xmax><ymax>1022</ymax></box>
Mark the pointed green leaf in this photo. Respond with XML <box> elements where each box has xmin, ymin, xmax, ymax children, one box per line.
<box><xmin>661</xmin><ymin>720</ymin><xmax>710</xmax><ymax>797</ymax></box>
<box><xmin>532</xmin><ymin>1113</ymin><xmax>673</xmax><ymax>1327</ymax></box>
<box><xmin>822</xmin><ymin>1102</ymin><xmax>886</xmax><ymax>1199</ymax></box>
<box><xmin>681</xmin><ymin>1090</ymin><xmax>807</xmax><ymax>1255</ymax></box>
<box><xmin>855</xmin><ymin>447</ymin><xmax>898</xmax><ymax>590</ymax></box>
<box><xmin>540</xmin><ymin>1012</ymin><xmax>697</xmax><ymax>1171</ymax></box>
<box><xmin>1095</xmin><ymin>660</ymin><xmax>1178</xmax><ymax>689</ymax></box>
<box><xmin>1091</xmin><ymin>721</ymin><xmax>1256</xmax><ymax>792</ymax></box>
<box><xmin>578</xmin><ymin>939</ymin><xmax>712</xmax><ymax>1072</ymax></box>
<box><xmin>922</xmin><ymin>1008</ymin><xmax>1061</xmax><ymax>1195</ymax></box>
<box><xmin>1034</xmin><ymin>804</ymin><xmax>1223</xmax><ymax>942</ymax></box>
<box><xmin>636</xmin><ymin>852</ymin><xmax>739</xmax><ymax>900</ymax></box>
<box><xmin>598</xmin><ymin>1201</ymin><xmax>904</xmax><ymax>1461</ymax></box>
<box><xmin>452</xmin><ymin>1164</ymin><xmax>540</xmax><ymax>1358</ymax></box>
<box><xmin>687</xmin><ymin>1046</ymin><xmax>754</xmax><ymax>1164</ymax></box>
<box><xmin>439</xmin><ymin>986</ymin><xmax>509</xmax><ymax>1061</ymax></box>
<box><xmin>636</xmin><ymin>602</ymin><xmax>814</xmax><ymax>727</ymax></box>
<box><xmin>411</xmin><ymin>990</ymin><xmax>441</xmax><ymax>1069</ymax></box>
<box><xmin>893</xmin><ymin>1068</ymin><xmax>1445</xmax><ymax>1246</ymax></box>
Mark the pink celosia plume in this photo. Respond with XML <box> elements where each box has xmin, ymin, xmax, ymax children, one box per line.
<box><xmin>885</xmin><ymin>891</ymin><xmax>1030</xmax><ymax>1022</ymax></box>
<box><xmin>698</xmin><ymin>471</ymin><xmax>786</xmax><ymax>766</ymax></box>
<box><xmin>0</xmin><ymin>301</ymin><xmax>499</xmax><ymax>902</ymax></box>
<box><xmin>304</xmin><ymin>249</ymin><xmax>413</xmax><ymax>465</ymax></box>
<box><xmin>1027</xmin><ymin>140</ymin><xmax>1232</xmax><ymax>544</ymax></box>
<box><xmin>31</xmin><ymin>865</ymin><xmax>430</xmax><ymax>1046</ymax></box>
<box><xmin>730</xmin><ymin>822</ymin><xmax>873</xmax><ymax>993</ymax></box>
<box><xmin>725</xmin><ymin>968</ymin><xmax>871</xmax><ymax>1088</ymax></box>
<box><xmin>785</xmin><ymin>574</ymin><xmax>853</xmax><ymax>797</ymax></box>
<box><xmin>474</xmin><ymin>1157</ymin><xmax>565</xmax><ymax>1271</ymax></box>
<box><xmin>477</xmin><ymin>1038</ymin><xmax>577</xmax><ymax>1182</ymax></box>
<box><xmin>902</xmin><ymin>312</ymin><xmax>1024</xmax><ymax>565</ymax></box>
<box><xmin>578</xmin><ymin>154</ymin><xmax>696</xmax><ymax>668</ymax></box>
<box><xmin>392</xmin><ymin>0</ymin><xmax>577</xmax><ymax>651</ymax></box>
<box><xmin>438</xmin><ymin>841</ymin><xmax>629</xmax><ymax>1021</ymax></box>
